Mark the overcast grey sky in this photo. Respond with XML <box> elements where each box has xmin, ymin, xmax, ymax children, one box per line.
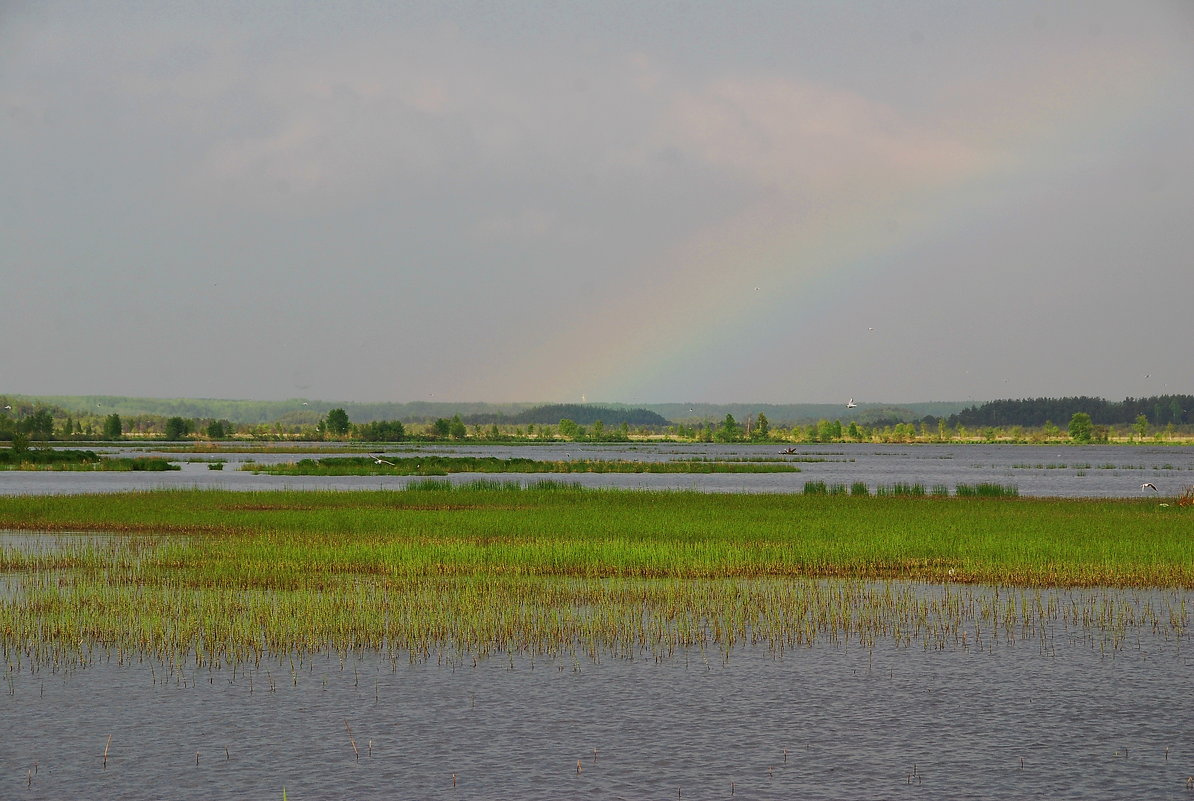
<box><xmin>2</xmin><ymin>1</ymin><xmax>1191</xmax><ymax>405</ymax></box>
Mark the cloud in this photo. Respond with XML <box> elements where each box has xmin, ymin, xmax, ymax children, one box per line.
<box><xmin>647</xmin><ymin>75</ymin><xmax>983</xmax><ymax>192</ymax></box>
<box><xmin>470</xmin><ymin>208</ymin><xmax>591</xmax><ymax>244</ymax></box>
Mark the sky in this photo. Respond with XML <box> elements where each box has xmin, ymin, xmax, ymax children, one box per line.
<box><xmin>2</xmin><ymin>1</ymin><xmax>1192</xmax><ymax>405</ymax></box>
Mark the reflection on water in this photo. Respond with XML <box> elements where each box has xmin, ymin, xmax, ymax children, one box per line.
<box><xmin>2</xmin><ymin>443</ymin><xmax>1193</xmax><ymax>497</ymax></box>
<box><xmin>2</xmin><ymin>636</ymin><xmax>1190</xmax><ymax>800</ymax></box>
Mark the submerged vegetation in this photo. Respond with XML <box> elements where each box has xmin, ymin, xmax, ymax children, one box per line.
<box><xmin>0</xmin><ymin>485</ymin><xmax>1189</xmax><ymax>669</ymax></box>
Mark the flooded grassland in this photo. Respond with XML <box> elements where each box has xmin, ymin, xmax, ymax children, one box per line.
<box><xmin>1</xmin><ymin>482</ymin><xmax>1191</xmax><ymax>799</ymax></box>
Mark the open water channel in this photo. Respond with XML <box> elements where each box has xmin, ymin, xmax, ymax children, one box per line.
<box><xmin>1</xmin><ymin>442</ymin><xmax>1192</xmax><ymax>497</ymax></box>
<box><xmin>2</xmin><ymin>444</ymin><xmax>1192</xmax><ymax>798</ymax></box>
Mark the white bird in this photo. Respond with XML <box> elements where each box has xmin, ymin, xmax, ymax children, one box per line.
<box><xmin>846</xmin><ymin>398</ymin><xmax>857</xmax><ymax>408</ymax></box>
<box><xmin>1141</xmin><ymin>482</ymin><xmax>1158</xmax><ymax>492</ymax></box>
<box><xmin>371</xmin><ymin>455</ymin><xmax>395</xmax><ymax>466</ymax></box>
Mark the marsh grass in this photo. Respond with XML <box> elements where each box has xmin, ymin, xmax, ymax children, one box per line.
<box><xmin>875</xmin><ymin>483</ymin><xmax>926</xmax><ymax>497</ymax></box>
<box><xmin>0</xmin><ymin>448</ymin><xmax>100</xmax><ymax>466</ymax></box>
<box><xmin>244</xmin><ymin>456</ymin><xmax>800</xmax><ymax>476</ymax></box>
<box><xmin>955</xmin><ymin>483</ymin><xmax>1019</xmax><ymax>498</ymax></box>
<box><xmin>0</xmin><ymin>454</ymin><xmax>178</xmax><ymax>472</ymax></box>
<box><xmin>0</xmin><ymin>485</ymin><xmax>1189</xmax><ymax>669</ymax></box>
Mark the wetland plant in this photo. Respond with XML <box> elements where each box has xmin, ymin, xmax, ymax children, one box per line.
<box><xmin>955</xmin><ymin>483</ymin><xmax>1019</xmax><ymax>497</ymax></box>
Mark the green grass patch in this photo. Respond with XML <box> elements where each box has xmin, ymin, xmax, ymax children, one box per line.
<box><xmin>955</xmin><ymin>483</ymin><xmax>1019</xmax><ymax>498</ymax></box>
<box><xmin>244</xmin><ymin>455</ymin><xmax>801</xmax><ymax>476</ymax></box>
<box><xmin>0</xmin><ymin>486</ymin><xmax>1189</xmax><ymax>668</ymax></box>
<box><xmin>0</xmin><ymin>449</ymin><xmax>178</xmax><ymax>471</ymax></box>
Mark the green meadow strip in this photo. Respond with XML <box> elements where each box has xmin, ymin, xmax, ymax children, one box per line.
<box><xmin>241</xmin><ymin>456</ymin><xmax>800</xmax><ymax>476</ymax></box>
<box><xmin>0</xmin><ymin>450</ymin><xmax>178</xmax><ymax>471</ymax></box>
<box><xmin>0</xmin><ymin>486</ymin><xmax>1189</xmax><ymax>668</ymax></box>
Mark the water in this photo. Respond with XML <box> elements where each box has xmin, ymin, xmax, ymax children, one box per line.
<box><xmin>2</xmin><ymin>442</ymin><xmax>1191</xmax><ymax>497</ymax></box>
<box><xmin>3</xmin><ymin>635</ymin><xmax>1190</xmax><ymax>800</ymax></box>
<box><xmin>4</xmin><ymin>445</ymin><xmax>1191</xmax><ymax>797</ymax></box>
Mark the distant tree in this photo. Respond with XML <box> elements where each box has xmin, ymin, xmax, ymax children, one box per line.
<box><xmin>164</xmin><ymin>416</ymin><xmax>191</xmax><ymax>440</ymax></box>
<box><xmin>10</xmin><ymin>432</ymin><xmax>30</xmax><ymax>457</ymax></box>
<box><xmin>558</xmin><ymin>419</ymin><xmax>580</xmax><ymax>440</ymax></box>
<box><xmin>432</xmin><ymin>418</ymin><xmax>451</xmax><ymax>438</ymax></box>
<box><xmin>752</xmin><ymin>413</ymin><xmax>771</xmax><ymax>440</ymax></box>
<box><xmin>357</xmin><ymin>420</ymin><xmax>405</xmax><ymax>442</ymax></box>
<box><xmin>1133</xmin><ymin>414</ymin><xmax>1149</xmax><ymax>440</ymax></box>
<box><xmin>815</xmin><ymin>419</ymin><xmax>840</xmax><ymax>442</ymax></box>
<box><xmin>20</xmin><ymin>408</ymin><xmax>55</xmax><ymax>439</ymax></box>
<box><xmin>714</xmin><ymin>414</ymin><xmax>740</xmax><ymax>442</ymax></box>
<box><xmin>325</xmin><ymin>408</ymin><xmax>350</xmax><ymax>436</ymax></box>
<box><xmin>103</xmin><ymin>413</ymin><xmax>123</xmax><ymax>440</ymax></box>
<box><xmin>206</xmin><ymin>419</ymin><xmax>233</xmax><ymax>439</ymax></box>
<box><xmin>1171</xmin><ymin>400</ymin><xmax>1185</xmax><ymax>424</ymax></box>
<box><xmin>449</xmin><ymin>415</ymin><xmax>467</xmax><ymax>439</ymax></box>
<box><xmin>61</xmin><ymin>416</ymin><xmax>75</xmax><ymax>439</ymax></box>
<box><xmin>1068</xmin><ymin>412</ymin><xmax>1093</xmax><ymax>443</ymax></box>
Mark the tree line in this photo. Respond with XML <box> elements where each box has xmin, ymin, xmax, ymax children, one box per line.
<box><xmin>947</xmin><ymin>395</ymin><xmax>1193</xmax><ymax>428</ymax></box>
<box><xmin>4</xmin><ymin>396</ymin><xmax>1192</xmax><ymax>445</ymax></box>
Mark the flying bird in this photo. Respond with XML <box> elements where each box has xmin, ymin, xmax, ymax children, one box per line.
<box><xmin>371</xmin><ymin>455</ymin><xmax>395</xmax><ymax>466</ymax></box>
<box><xmin>1141</xmin><ymin>482</ymin><xmax>1158</xmax><ymax>492</ymax></box>
<box><xmin>846</xmin><ymin>399</ymin><xmax>857</xmax><ymax>408</ymax></box>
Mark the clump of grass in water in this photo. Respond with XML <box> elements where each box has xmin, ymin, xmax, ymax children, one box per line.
<box><xmin>955</xmin><ymin>483</ymin><xmax>1019</xmax><ymax>498</ymax></box>
<box><xmin>875</xmin><ymin>483</ymin><xmax>926</xmax><ymax>497</ymax></box>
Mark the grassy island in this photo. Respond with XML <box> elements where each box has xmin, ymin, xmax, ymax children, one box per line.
<box><xmin>242</xmin><ymin>455</ymin><xmax>801</xmax><ymax>476</ymax></box>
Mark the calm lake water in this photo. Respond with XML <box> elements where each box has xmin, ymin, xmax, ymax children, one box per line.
<box><xmin>2</xmin><ymin>442</ymin><xmax>1192</xmax><ymax>497</ymax></box>
<box><xmin>3</xmin><ymin>627</ymin><xmax>1191</xmax><ymax>800</ymax></box>
<box><xmin>3</xmin><ymin>445</ymin><xmax>1191</xmax><ymax>798</ymax></box>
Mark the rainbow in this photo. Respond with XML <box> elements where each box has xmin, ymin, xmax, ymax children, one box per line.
<box><xmin>485</xmin><ymin>44</ymin><xmax>1174</xmax><ymax>403</ymax></box>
